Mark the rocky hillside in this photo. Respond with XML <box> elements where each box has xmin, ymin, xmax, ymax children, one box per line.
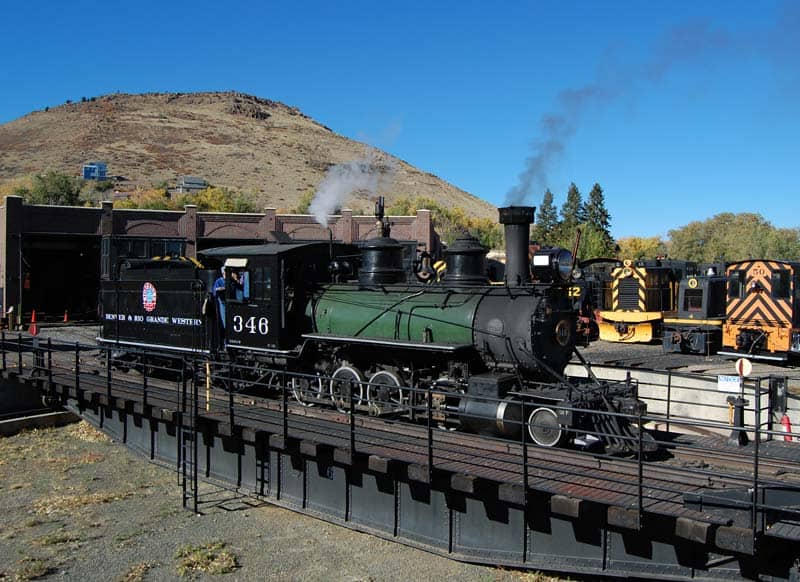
<box><xmin>0</xmin><ymin>91</ymin><xmax>495</xmax><ymax>217</ymax></box>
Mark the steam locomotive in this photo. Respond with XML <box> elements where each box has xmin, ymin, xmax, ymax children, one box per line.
<box><xmin>99</xmin><ymin>202</ymin><xmax>650</xmax><ymax>453</ymax></box>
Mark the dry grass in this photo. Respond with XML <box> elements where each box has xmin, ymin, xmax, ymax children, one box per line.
<box><xmin>67</xmin><ymin>421</ymin><xmax>111</xmax><ymax>443</ymax></box>
<box><xmin>77</xmin><ymin>452</ymin><xmax>105</xmax><ymax>464</ymax></box>
<box><xmin>33</xmin><ymin>529</ymin><xmax>82</xmax><ymax>547</ymax></box>
<box><xmin>33</xmin><ymin>490</ymin><xmax>134</xmax><ymax>515</ymax></box>
<box><xmin>11</xmin><ymin>556</ymin><xmax>50</xmax><ymax>581</ymax></box>
<box><xmin>117</xmin><ymin>562</ymin><xmax>157</xmax><ymax>582</ymax></box>
<box><xmin>174</xmin><ymin>540</ymin><xmax>238</xmax><ymax>577</ymax></box>
<box><xmin>515</xmin><ymin>573</ymin><xmax>570</xmax><ymax>582</ymax></box>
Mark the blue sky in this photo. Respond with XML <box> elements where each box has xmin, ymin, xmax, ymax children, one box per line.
<box><xmin>1</xmin><ymin>1</ymin><xmax>798</xmax><ymax>239</ymax></box>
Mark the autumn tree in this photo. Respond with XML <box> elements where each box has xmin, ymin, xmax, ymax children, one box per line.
<box><xmin>617</xmin><ymin>236</ymin><xmax>667</xmax><ymax>260</ymax></box>
<box><xmin>115</xmin><ymin>186</ymin><xmax>257</xmax><ymax>213</ymax></box>
<box><xmin>174</xmin><ymin>187</ymin><xmax>256</xmax><ymax>212</ymax></box>
<box><xmin>113</xmin><ymin>188</ymin><xmax>172</xmax><ymax>210</ymax></box>
<box><xmin>386</xmin><ymin>196</ymin><xmax>503</xmax><ymax>249</ymax></box>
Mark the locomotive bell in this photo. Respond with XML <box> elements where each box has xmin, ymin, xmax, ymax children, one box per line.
<box><xmin>498</xmin><ymin>206</ymin><xmax>536</xmax><ymax>287</ymax></box>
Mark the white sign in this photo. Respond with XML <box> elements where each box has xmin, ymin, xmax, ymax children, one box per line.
<box><xmin>717</xmin><ymin>375</ymin><xmax>743</xmax><ymax>393</ymax></box>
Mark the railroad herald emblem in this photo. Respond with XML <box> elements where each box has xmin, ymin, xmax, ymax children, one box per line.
<box><xmin>142</xmin><ymin>282</ymin><xmax>157</xmax><ymax>312</ymax></box>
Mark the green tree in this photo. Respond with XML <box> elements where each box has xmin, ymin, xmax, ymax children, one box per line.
<box><xmin>582</xmin><ymin>183</ymin><xmax>615</xmax><ymax>256</ymax></box>
<box><xmin>531</xmin><ymin>189</ymin><xmax>558</xmax><ymax>245</ymax></box>
<box><xmin>554</xmin><ymin>183</ymin><xmax>585</xmax><ymax>249</ymax></box>
<box><xmin>667</xmin><ymin>213</ymin><xmax>800</xmax><ymax>261</ymax></box>
<box><xmin>560</xmin><ymin>183</ymin><xmax>585</xmax><ymax>228</ymax></box>
<box><xmin>16</xmin><ymin>171</ymin><xmax>83</xmax><ymax>205</ymax></box>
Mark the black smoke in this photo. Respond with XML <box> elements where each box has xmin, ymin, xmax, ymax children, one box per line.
<box><xmin>505</xmin><ymin>2</ymin><xmax>800</xmax><ymax>206</ymax></box>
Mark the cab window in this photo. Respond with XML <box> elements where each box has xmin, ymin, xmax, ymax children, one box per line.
<box><xmin>251</xmin><ymin>267</ymin><xmax>272</xmax><ymax>301</ymax></box>
<box><xmin>728</xmin><ymin>270</ymin><xmax>746</xmax><ymax>298</ymax></box>
<box><xmin>772</xmin><ymin>270</ymin><xmax>791</xmax><ymax>299</ymax></box>
<box><xmin>684</xmin><ymin>289</ymin><xmax>703</xmax><ymax>312</ymax></box>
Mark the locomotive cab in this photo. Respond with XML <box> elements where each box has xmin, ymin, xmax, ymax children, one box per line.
<box><xmin>201</xmin><ymin>242</ymin><xmax>359</xmax><ymax>353</ymax></box>
<box><xmin>662</xmin><ymin>264</ymin><xmax>727</xmax><ymax>354</ymax></box>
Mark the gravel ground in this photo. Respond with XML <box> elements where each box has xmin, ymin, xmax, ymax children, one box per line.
<box><xmin>0</xmin><ymin>422</ymin><xmax>562</xmax><ymax>582</ymax></box>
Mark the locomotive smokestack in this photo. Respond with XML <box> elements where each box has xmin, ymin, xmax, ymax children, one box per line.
<box><xmin>498</xmin><ymin>206</ymin><xmax>536</xmax><ymax>287</ymax></box>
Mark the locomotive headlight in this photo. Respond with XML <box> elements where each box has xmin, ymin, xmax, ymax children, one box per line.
<box><xmin>531</xmin><ymin>248</ymin><xmax>574</xmax><ymax>283</ymax></box>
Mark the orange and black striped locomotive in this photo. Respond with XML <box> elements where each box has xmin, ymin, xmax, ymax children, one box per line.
<box><xmin>598</xmin><ymin>258</ymin><xmax>694</xmax><ymax>343</ymax></box>
<box><xmin>719</xmin><ymin>259</ymin><xmax>800</xmax><ymax>361</ymax></box>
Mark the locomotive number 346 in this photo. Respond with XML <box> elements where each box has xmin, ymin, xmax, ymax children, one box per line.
<box><xmin>232</xmin><ymin>315</ymin><xmax>270</xmax><ymax>335</ymax></box>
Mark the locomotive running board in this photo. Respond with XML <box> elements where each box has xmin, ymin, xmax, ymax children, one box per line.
<box><xmin>302</xmin><ymin>333</ymin><xmax>472</xmax><ymax>353</ymax></box>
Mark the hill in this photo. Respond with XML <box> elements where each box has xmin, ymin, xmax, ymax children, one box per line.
<box><xmin>0</xmin><ymin>92</ymin><xmax>496</xmax><ymax>218</ymax></box>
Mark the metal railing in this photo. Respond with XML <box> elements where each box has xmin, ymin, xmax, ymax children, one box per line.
<box><xmin>2</xmin><ymin>333</ymin><xmax>800</xmax><ymax>545</ymax></box>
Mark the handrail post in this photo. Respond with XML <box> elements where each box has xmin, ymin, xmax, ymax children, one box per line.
<box><xmin>106</xmin><ymin>348</ymin><xmax>112</xmax><ymax>401</ymax></box>
<box><xmin>2</xmin><ymin>330</ymin><xmax>6</xmax><ymax>371</ymax></box>
<box><xmin>177</xmin><ymin>360</ymin><xmax>184</xmax><ymax>487</ymax></box>
<box><xmin>349</xmin><ymin>378</ymin><xmax>355</xmax><ymax>465</ymax></box>
<box><xmin>141</xmin><ymin>353</ymin><xmax>148</xmax><ymax>410</ymax></box>
<box><xmin>752</xmin><ymin>378</ymin><xmax>761</xmax><ymax>536</ymax></box>
<box><xmin>638</xmin><ymin>405</ymin><xmax>644</xmax><ymax>529</ymax></box>
<box><xmin>666</xmin><ymin>371</ymin><xmax>672</xmax><ymax>433</ymax></box>
<box><xmin>282</xmin><ymin>368</ymin><xmax>288</xmax><ymax>440</ymax></box>
<box><xmin>427</xmin><ymin>382</ymin><xmax>433</xmax><ymax>483</ymax></box>
<box><xmin>228</xmin><ymin>361</ymin><xmax>235</xmax><ymax>431</ymax></box>
<box><xmin>74</xmin><ymin>342</ymin><xmax>80</xmax><ymax>392</ymax></box>
<box><xmin>191</xmin><ymin>357</ymin><xmax>198</xmax><ymax>512</ymax></box>
<box><xmin>47</xmin><ymin>337</ymin><xmax>53</xmax><ymax>389</ymax></box>
<box><xmin>18</xmin><ymin>332</ymin><xmax>22</xmax><ymax>372</ymax></box>
<box><xmin>521</xmin><ymin>400</ymin><xmax>529</xmax><ymax>556</ymax></box>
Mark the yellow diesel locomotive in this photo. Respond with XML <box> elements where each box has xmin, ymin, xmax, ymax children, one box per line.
<box><xmin>598</xmin><ymin>259</ymin><xmax>694</xmax><ymax>343</ymax></box>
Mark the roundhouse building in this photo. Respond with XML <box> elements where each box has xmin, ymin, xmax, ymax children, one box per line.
<box><xmin>0</xmin><ymin>196</ymin><xmax>438</xmax><ymax>327</ymax></box>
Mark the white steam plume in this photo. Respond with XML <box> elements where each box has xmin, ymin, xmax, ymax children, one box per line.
<box><xmin>309</xmin><ymin>150</ymin><xmax>396</xmax><ymax>227</ymax></box>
